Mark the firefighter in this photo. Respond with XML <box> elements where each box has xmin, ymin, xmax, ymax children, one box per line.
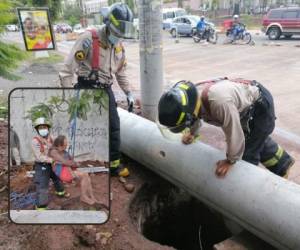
<box><xmin>32</xmin><ymin>117</ymin><xmax>69</xmax><ymax>210</ymax></box>
<box><xmin>157</xmin><ymin>78</ymin><xmax>295</xmax><ymax>178</ymax></box>
<box><xmin>59</xmin><ymin>3</ymin><xmax>136</xmax><ymax>177</ymax></box>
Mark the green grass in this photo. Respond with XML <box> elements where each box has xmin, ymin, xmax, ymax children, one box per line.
<box><xmin>0</xmin><ymin>94</ymin><xmax>8</xmax><ymax>120</ymax></box>
<box><xmin>28</xmin><ymin>51</ymin><xmax>64</xmax><ymax>64</ymax></box>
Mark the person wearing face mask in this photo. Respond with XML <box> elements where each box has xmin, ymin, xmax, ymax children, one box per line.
<box><xmin>31</xmin><ymin>117</ymin><xmax>69</xmax><ymax>210</ymax></box>
<box><xmin>59</xmin><ymin>2</ymin><xmax>136</xmax><ymax>178</ymax></box>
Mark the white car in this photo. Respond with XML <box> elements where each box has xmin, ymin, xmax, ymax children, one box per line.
<box><xmin>73</xmin><ymin>24</ymin><xmax>85</xmax><ymax>35</ymax></box>
<box><xmin>6</xmin><ymin>24</ymin><xmax>19</xmax><ymax>32</ymax></box>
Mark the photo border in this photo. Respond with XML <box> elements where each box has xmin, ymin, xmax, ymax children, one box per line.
<box><xmin>17</xmin><ymin>7</ymin><xmax>56</xmax><ymax>51</ymax></box>
<box><xmin>8</xmin><ymin>87</ymin><xmax>111</xmax><ymax>225</ymax></box>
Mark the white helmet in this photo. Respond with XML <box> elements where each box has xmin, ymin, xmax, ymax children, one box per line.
<box><xmin>33</xmin><ymin>117</ymin><xmax>51</xmax><ymax>129</ymax></box>
<box><xmin>233</xmin><ymin>14</ymin><xmax>239</xmax><ymax>20</ymax></box>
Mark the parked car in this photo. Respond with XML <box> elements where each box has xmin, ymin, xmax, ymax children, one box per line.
<box><xmin>5</xmin><ymin>24</ymin><xmax>19</xmax><ymax>32</ymax></box>
<box><xmin>73</xmin><ymin>24</ymin><xmax>86</xmax><ymax>35</ymax></box>
<box><xmin>262</xmin><ymin>7</ymin><xmax>300</xmax><ymax>40</ymax></box>
<box><xmin>162</xmin><ymin>8</ymin><xmax>186</xmax><ymax>30</ymax></box>
<box><xmin>169</xmin><ymin>15</ymin><xmax>200</xmax><ymax>37</ymax></box>
<box><xmin>55</xmin><ymin>23</ymin><xmax>72</xmax><ymax>33</ymax></box>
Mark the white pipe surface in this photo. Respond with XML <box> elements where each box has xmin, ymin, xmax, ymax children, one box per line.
<box><xmin>118</xmin><ymin>108</ymin><xmax>300</xmax><ymax>250</ymax></box>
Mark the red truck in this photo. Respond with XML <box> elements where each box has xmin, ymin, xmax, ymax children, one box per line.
<box><xmin>262</xmin><ymin>7</ymin><xmax>300</xmax><ymax>40</ymax></box>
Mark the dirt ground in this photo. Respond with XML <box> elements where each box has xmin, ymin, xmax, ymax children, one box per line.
<box><xmin>0</xmin><ymin>120</ymin><xmax>174</xmax><ymax>250</ymax></box>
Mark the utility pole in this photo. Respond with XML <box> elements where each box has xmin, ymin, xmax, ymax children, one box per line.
<box><xmin>138</xmin><ymin>0</ymin><xmax>164</xmax><ymax>121</ymax></box>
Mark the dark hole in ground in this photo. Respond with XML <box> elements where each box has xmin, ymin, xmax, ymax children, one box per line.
<box><xmin>130</xmin><ymin>180</ymin><xmax>231</xmax><ymax>250</ymax></box>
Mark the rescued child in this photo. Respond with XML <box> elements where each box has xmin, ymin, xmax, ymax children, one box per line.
<box><xmin>49</xmin><ymin>135</ymin><xmax>101</xmax><ymax>205</ymax></box>
<box><xmin>31</xmin><ymin>117</ymin><xmax>69</xmax><ymax>210</ymax></box>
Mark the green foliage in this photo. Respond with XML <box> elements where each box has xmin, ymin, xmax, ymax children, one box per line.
<box><xmin>30</xmin><ymin>0</ymin><xmax>62</xmax><ymax>20</ymax></box>
<box><xmin>0</xmin><ymin>96</ymin><xmax>8</xmax><ymax>119</ymax></box>
<box><xmin>25</xmin><ymin>103</ymin><xmax>53</xmax><ymax>122</ymax></box>
<box><xmin>0</xmin><ymin>41</ymin><xmax>26</xmax><ymax>80</ymax></box>
<box><xmin>0</xmin><ymin>1</ymin><xmax>14</xmax><ymax>33</ymax></box>
<box><xmin>26</xmin><ymin>89</ymin><xmax>109</xmax><ymax>124</ymax></box>
<box><xmin>0</xmin><ymin>1</ymin><xmax>27</xmax><ymax>80</ymax></box>
<box><xmin>63</xmin><ymin>4</ymin><xmax>81</xmax><ymax>26</ymax></box>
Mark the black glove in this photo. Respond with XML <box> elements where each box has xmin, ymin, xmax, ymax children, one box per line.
<box><xmin>126</xmin><ymin>92</ymin><xmax>134</xmax><ymax>112</ymax></box>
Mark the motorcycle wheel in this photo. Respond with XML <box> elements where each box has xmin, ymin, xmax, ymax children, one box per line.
<box><xmin>193</xmin><ymin>35</ymin><xmax>201</xmax><ymax>43</ymax></box>
<box><xmin>208</xmin><ymin>32</ymin><xmax>218</xmax><ymax>44</ymax></box>
<box><xmin>242</xmin><ymin>32</ymin><xmax>252</xmax><ymax>44</ymax></box>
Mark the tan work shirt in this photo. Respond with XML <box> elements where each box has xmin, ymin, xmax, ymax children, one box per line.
<box><xmin>59</xmin><ymin>25</ymin><xmax>130</xmax><ymax>94</ymax></box>
<box><xmin>32</xmin><ymin>135</ymin><xmax>53</xmax><ymax>163</ymax></box>
<box><xmin>196</xmin><ymin>80</ymin><xmax>260</xmax><ymax>162</ymax></box>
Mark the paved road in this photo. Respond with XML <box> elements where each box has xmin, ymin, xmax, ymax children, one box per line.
<box><xmin>2</xmin><ymin>30</ymin><xmax>300</xmax><ymax>136</ymax></box>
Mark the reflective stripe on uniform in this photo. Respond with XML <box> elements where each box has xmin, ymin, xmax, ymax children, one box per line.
<box><xmin>111</xmin><ymin>159</ymin><xmax>120</xmax><ymax>168</ymax></box>
<box><xmin>262</xmin><ymin>146</ymin><xmax>284</xmax><ymax>168</ymax></box>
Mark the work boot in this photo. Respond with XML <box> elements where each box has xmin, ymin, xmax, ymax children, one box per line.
<box><xmin>110</xmin><ymin>164</ymin><xmax>130</xmax><ymax>177</ymax></box>
<box><xmin>282</xmin><ymin>157</ymin><xmax>295</xmax><ymax>179</ymax></box>
<box><xmin>55</xmin><ymin>190</ymin><xmax>71</xmax><ymax>198</ymax></box>
<box><xmin>35</xmin><ymin>205</ymin><xmax>48</xmax><ymax>211</ymax></box>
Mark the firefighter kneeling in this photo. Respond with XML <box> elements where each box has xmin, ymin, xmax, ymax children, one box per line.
<box><xmin>157</xmin><ymin>78</ymin><xmax>295</xmax><ymax>178</ymax></box>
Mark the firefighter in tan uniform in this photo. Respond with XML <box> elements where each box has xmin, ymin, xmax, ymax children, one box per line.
<box><xmin>59</xmin><ymin>3</ymin><xmax>136</xmax><ymax>177</ymax></box>
<box><xmin>32</xmin><ymin>117</ymin><xmax>69</xmax><ymax>210</ymax></box>
<box><xmin>157</xmin><ymin>79</ymin><xmax>295</xmax><ymax>178</ymax></box>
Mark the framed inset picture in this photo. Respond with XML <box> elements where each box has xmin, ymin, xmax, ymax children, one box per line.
<box><xmin>17</xmin><ymin>8</ymin><xmax>55</xmax><ymax>51</ymax></box>
<box><xmin>9</xmin><ymin>88</ymin><xmax>110</xmax><ymax>224</ymax></box>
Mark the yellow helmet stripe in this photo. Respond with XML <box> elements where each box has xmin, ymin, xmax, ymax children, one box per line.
<box><xmin>110</xmin><ymin>14</ymin><xmax>120</xmax><ymax>27</ymax></box>
<box><xmin>175</xmin><ymin>90</ymin><xmax>187</xmax><ymax>125</ymax></box>
<box><xmin>176</xmin><ymin>112</ymin><xmax>186</xmax><ymax>125</ymax></box>
<box><xmin>179</xmin><ymin>89</ymin><xmax>187</xmax><ymax>106</ymax></box>
<box><xmin>179</xmin><ymin>83</ymin><xmax>189</xmax><ymax>90</ymax></box>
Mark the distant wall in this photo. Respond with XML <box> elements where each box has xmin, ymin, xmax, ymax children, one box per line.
<box><xmin>9</xmin><ymin>89</ymin><xmax>109</xmax><ymax>163</ymax></box>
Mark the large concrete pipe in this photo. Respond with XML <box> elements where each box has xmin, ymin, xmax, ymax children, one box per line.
<box><xmin>118</xmin><ymin>108</ymin><xmax>300</xmax><ymax>250</ymax></box>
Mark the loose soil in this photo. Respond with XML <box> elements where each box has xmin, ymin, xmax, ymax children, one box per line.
<box><xmin>0</xmin><ymin>120</ymin><xmax>173</xmax><ymax>250</ymax></box>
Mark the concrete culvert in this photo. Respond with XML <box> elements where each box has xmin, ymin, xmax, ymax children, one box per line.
<box><xmin>130</xmin><ymin>180</ymin><xmax>232</xmax><ymax>250</ymax></box>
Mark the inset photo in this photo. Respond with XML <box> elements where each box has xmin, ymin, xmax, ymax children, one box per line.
<box><xmin>9</xmin><ymin>88</ymin><xmax>110</xmax><ymax>224</ymax></box>
<box><xmin>17</xmin><ymin>8</ymin><xmax>55</xmax><ymax>51</ymax></box>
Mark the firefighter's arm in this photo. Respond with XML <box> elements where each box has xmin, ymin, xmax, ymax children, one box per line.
<box><xmin>59</xmin><ymin>32</ymin><xmax>92</xmax><ymax>87</ymax></box>
<box><xmin>115</xmin><ymin>47</ymin><xmax>131</xmax><ymax>95</ymax></box>
<box><xmin>32</xmin><ymin>139</ymin><xmax>52</xmax><ymax>163</ymax></box>
<box><xmin>217</xmin><ymin>101</ymin><xmax>245</xmax><ymax>162</ymax></box>
<box><xmin>182</xmin><ymin>119</ymin><xmax>202</xmax><ymax>144</ymax></box>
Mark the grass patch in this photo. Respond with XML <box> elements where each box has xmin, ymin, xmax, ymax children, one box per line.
<box><xmin>0</xmin><ymin>92</ymin><xmax>8</xmax><ymax>120</ymax></box>
<box><xmin>27</xmin><ymin>51</ymin><xmax>64</xmax><ymax>64</ymax></box>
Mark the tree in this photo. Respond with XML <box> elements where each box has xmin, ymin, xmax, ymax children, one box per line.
<box><xmin>0</xmin><ymin>1</ymin><xmax>26</xmax><ymax>80</ymax></box>
<box><xmin>63</xmin><ymin>4</ymin><xmax>81</xmax><ymax>26</ymax></box>
<box><xmin>30</xmin><ymin>0</ymin><xmax>62</xmax><ymax>20</ymax></box>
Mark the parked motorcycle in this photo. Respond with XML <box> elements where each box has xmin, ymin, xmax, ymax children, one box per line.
<box><xmin>192</xmin><ymin>24</ymin><xmax>218</xmax><ymax>44</ymax></box>
<box><xmin>224</xmin><ymin>25</ymin><xmax>252</xmax><ymax>45</ymax></box>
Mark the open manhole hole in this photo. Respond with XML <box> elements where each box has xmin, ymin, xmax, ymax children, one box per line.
<box><xmin>130</xmin><ymin>180</ymin><xmax>232</xmax><ymax>250</ymax></box>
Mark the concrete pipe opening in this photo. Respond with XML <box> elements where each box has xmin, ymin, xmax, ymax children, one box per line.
<box><xmin>130</xmin><ymin>180</ymin><xmax>232</xmax><ymax>250</ymax></box>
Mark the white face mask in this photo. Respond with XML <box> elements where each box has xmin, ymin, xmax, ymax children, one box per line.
<box><xmin>38</xmin><ymin>128</ymin><xmax>49</xmax><ymax>137</ymax></box>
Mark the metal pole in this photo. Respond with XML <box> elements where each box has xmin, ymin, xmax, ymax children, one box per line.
<box><xmin>138</xmin><ymin>0</ymin><xmax>164</xmax><ymax>121</ymax></box>
<box><xmin>118</xmin><ymin>108</ymin><xmax>300</xmax><ymax>250</ymax></box>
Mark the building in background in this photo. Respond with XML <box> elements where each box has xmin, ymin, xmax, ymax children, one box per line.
<box><xmin>84</xmin><ymin>0</ymin><xmax>108</xmax><ymax>15</ymax></box>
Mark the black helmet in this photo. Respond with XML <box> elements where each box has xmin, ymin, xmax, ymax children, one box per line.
<box><xmin>200</xmin><ymin>16</ymin><xmax>205</xmax><ymax>21</ymax></box>
<box><xmin>158</xmin><ymin>81</ymin><xmax>198</xmax><ymax>133</ymax></box>
<box><xmin>104</xmin><ymin>3</ymin><xmax>135</xmax><ymax>39</ymax></box>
